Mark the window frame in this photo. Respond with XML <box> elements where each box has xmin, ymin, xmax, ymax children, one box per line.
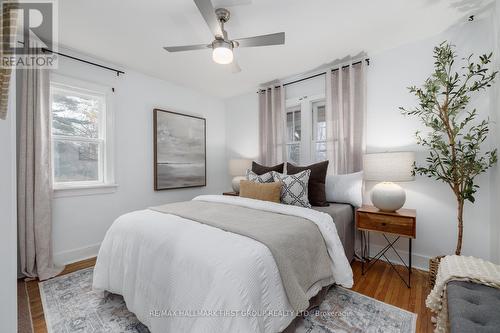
<box><xmin>49</xmin><ymin>74</ymin><xmax>116</xmax><ymax>196</ymax></box>
<box><xmin>284</xmin><ymin>93</ymin><xmax>325</xmax><ymax>164</ymax></box>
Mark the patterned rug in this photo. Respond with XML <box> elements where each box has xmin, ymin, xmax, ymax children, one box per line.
<box><xmin>40</xmin><ymin>268</ymin><xmax>416</xmax><ymax>333</ymax></box>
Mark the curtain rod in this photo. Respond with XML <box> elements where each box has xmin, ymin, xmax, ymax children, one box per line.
<box><xmin>42</xmin><ymin>49</ymin><xmax>125</xmax><ymax>76</ymax></box>
<box><xmin>17</xmin><ymin>41</ymin><xmax>125</xmax><ymax>76</ymax></box>
<box><xmin>257</xmin><ymin>58</ymin><xmax>369</xmax><ymax>93</ymax></box>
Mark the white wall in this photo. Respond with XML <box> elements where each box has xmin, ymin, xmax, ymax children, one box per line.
<box><xmin>225</xmin><ymin>92</ymin><xmax>260</xmax><ymax>161</ymax></box>
<box><xmin>52</xmin><ymin>55</ymin><xmax>228</xmax><ymax>264</ymax></box>
<box><xmin>0</xmin><ymin>74</ymin><xmax>17</xmax><ymax>333</ymax></box>
<box><xmin>224</xmin><ymin>15</ymin><xmax>498</xmax><ymax>270</ymax></box>
<box><xmin>491</xmin><ymin>0</ymin><xmax>500</xmax><ymax>264</ymax></box>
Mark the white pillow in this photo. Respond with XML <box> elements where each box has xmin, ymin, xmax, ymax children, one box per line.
<box><xmin>325</xmin><ymin>171</ymin><xmax>363</xmax><ymax>207</ymax></box>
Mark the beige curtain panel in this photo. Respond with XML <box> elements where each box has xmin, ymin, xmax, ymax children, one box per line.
<box><xmin>0</xmin><ymin>1</ymin><xmax>18</xmax><ymax>120</ymax></box>
<box><xmin>258</xmin><ymin>85</ymin><xmax>285</xmax><ymax>166</ymax></box>
<box><xmin>325</xmin><ymin>60</ymin><xmax>367</xmax><ymax>175</ymax></box>
<box><xmin>18</xmin><ymin>46</ymin><xmax>63</xmax><ymax>280</ymax></box>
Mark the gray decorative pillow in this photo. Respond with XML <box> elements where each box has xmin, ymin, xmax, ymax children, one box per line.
<box><xmin>272</xmin><ymin>170</ymin><xmax>311</xmax><ymax>208</ymax></box>
<box><xmin>246</xmin><ymin>169</ymin><xmax>274</xmax><ymax>183</ymax></box>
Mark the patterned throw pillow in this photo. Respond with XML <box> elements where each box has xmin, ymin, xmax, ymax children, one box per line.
<box><xmin>272</xmin><ymin>170</ymin><xmax>311</xmax><ymax>208</ymax></box>
<box><xmin>246</xmin><ymin>169</ymin><xmax>274</xmax><ymax>183</ymax></box>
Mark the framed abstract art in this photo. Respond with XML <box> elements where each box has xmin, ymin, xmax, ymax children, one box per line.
<box><xmin>153</xmin><ymin>109</ymin><xmax>206</xmax><ymax>190</ymax></box>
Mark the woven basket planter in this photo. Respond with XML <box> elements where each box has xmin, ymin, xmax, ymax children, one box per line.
<box><xmin>428</xmin><ymin>255</ymin><xmax>445</xmax><ymax>289</ymax></box>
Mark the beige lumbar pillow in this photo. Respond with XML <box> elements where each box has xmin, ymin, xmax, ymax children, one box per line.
<box><xmin>239</xmin><ymin>180</ymin><xmax>282</xmax><ymax>203</ymax></box>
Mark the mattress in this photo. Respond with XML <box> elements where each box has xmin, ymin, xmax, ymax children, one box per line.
<box><xmin>312</xmin><ymin>203</ymin><xmax>355</xmax><ymax>262</ymax></box>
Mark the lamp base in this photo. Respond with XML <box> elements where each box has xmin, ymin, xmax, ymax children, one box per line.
<box><xmin>371</xmin><ymin>182</ymin><xmax>406</xmax><ymax>212</ymax></box>
<box><xmin>231</xmin><ymin>176</ymin><xmax>246</xmax><ymax>193</ymax></box>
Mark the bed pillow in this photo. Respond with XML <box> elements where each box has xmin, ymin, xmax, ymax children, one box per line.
<box><xmin>246</xmin><ymin>169</ymin><xmax>274</xmax><ymax>183</ymax></box>
<box><xmin>325</xmin><ymin>171</ymin><xmax>363</xmax><ymax>207</ymax></box>
<box><xmin>286</xmin><ymin>161</ymin><xmax>329</xmax><ymax>207</ymax></box>
<box><xmin>272</xmin><ymin>170</ymin><xmax>311</xmax><ymax>208</ymax></box>
<box><xmin>251</xmin><ymin>161</ymin><xmax>284</xmax><ymax>175</ymax></box>
<box><xmin>239</xmin><ymin>180</ymin><xmax>282</xmax><ymax>203</ymax></box>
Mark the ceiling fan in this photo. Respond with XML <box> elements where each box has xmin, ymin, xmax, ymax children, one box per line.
<box><xmin>163</xmin><ymin>0</ymin><xmax>285</xmax><ymax>72</ymax></box>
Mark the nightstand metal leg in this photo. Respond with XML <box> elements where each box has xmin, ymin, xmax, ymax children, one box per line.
<box><xmin>409</xmin><ymin>238</ymin><xmax>412</xmax><ymax>288</ymax></box>
<box><xmin>361</xmin><ymin>231</ymin><xmax>365</xmax><ymax>275</ymax></box>
<box><xmin>361</xmin><ymin>233</ymin><xmax>412</xmax><ymax>288</ymax></box>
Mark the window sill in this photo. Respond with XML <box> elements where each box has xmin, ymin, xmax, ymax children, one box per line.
<box><xmin>53</xmin><ymin>183</ymin><xmax>118</xmax><ymax>198</ymax></box>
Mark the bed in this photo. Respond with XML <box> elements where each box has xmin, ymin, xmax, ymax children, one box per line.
<box><xmin>92</xmin><ymin>195</ymin><xmax>353</xmax><ymax>333</ymax></box>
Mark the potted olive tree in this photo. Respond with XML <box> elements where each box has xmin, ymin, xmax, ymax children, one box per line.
<box><xmin>400</xmin><ymin>42</ymin><xmax>497</xmax><ymax>286</ymax></box>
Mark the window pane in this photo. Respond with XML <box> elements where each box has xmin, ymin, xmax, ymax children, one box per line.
<box><xmin>315</xmin><ymin>142</ymin><xmax>327</xmax><ymax>162</ymax></box>
<box><xmin>286</xmin><ymin>112</ymin><xmax>293</xmax><ymax>142</ymax></box>
<box><xmin>53</xmin><ymin>140</ymin><xmax>100</xmax><ymax>182</ymax></box>
<box><xmin>51</xmin><ymin>87</ymin><xmax>104</xmax><ymax>138</ymax></box>
<box><xmin>312</xmin><ymin>103</ymin><xmax>326</xmax><ymax>141</ymax></box>
<box><xmin>293</xmin><ymin>110</ymin><xmax>301</xmax><ymax>141</ymax></box>
<box><xmin>287</xmin><ymin>144</ymin><xmax>300</xmax><ymax>164</ymax></box>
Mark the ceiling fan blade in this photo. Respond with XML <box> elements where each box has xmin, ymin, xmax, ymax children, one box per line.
<box><xmin>233</xmin><ymin>32</ymin><xmax>285</xmax><ymax>48</ymax></box>
<box><xmin>163</xmin><ymin>44</ymin><xmax>211</xmax><ymax>52</ymax></box>
<box><xmin>230</xmin><ymin>59</ymin><xmax>242</xmax><ymax>73</ymax></box>
<box><xmin>193</xmin><ymin>0</ymin><xmax>223</xmax><ymax>37</ymax></box>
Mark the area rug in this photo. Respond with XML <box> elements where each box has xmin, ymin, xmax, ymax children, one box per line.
<box><xmin>40</xmin><ymin>268</ymin><xmax>416</xmax><ymax>333</ymax></box>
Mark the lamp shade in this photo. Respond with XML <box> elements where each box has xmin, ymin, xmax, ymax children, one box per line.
<box><xmin>229</xmin><ymin>159</ymin><xmax>252</xmax><ymax>176</ymax></box>
<box><xmin>363</xmin><ymin>152</ymin><xmax>415</xmax><ymax>182</ymax></box>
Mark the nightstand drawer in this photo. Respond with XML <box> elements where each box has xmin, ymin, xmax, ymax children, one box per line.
<box><xmin>357</xmin><ymin>212</ymin><xmax>415</xmax><ymax>237</ymax></box>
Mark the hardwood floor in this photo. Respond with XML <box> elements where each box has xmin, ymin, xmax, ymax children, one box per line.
<box><xmin>26</xmin><ymin>258</ymin><xmax>434</xmax><ymax>332</ymax></box>
<box><xmin>351</xmin><ymin>260</ymin><xmax>434</xmax><ymax>333</ymax></box>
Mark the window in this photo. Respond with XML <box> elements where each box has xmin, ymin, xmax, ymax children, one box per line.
<box><xmin>284</xmin><ymin>95</ymin><xmax>326</xmax><ymax>164</ymax></box>
<box><xmin>50</xmin><ymin>75</ymin><xmax>115</xmax><ymax>192</ymax></box>
<box><xmin>285</xmin><ymin>106</ymin><xmax>301</xmax><ymax>164</ymax></box>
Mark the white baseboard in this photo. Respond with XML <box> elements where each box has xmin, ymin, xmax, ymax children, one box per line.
<box><xmin>53</xmin><ymin>243</ymin><xmax>101</xmax><ymax>266</ymax></box>
<box><xmin>365</xmin><ymin>243</ymin><xmax>430</xmax><ymax>271</ymax></box>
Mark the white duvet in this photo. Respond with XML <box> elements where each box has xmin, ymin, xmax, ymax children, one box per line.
<box><xmin>93</xmin><ymin>195</ymin><xmax>353</xmax><ymax>333</ymax></box>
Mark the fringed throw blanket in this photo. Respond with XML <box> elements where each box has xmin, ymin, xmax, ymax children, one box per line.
<box><xmin>426</xmin><ymin>255</ymin><xmax>500</xmax><ymax>333</ymax></box>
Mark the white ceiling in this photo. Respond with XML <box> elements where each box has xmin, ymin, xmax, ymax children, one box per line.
<box><xmin>57</xmin><ymin>0</ymin><xmax>480</xmax><ymax>98</ymax></box>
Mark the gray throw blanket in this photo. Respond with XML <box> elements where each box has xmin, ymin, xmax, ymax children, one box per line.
<box><xmin>150</xmin><ymin>200</ymin><xmax>333</xmax><ymax>312</ymax></box>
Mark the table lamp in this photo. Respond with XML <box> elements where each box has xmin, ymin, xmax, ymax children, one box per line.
<box><xmin>363</xmin><ymin>152</ymin><xmax>415</xmax><ymax>212</ymax></box>
<box><xmin>229</xmin><ymin>159</ymin><xmax>252</xmax><ymax>192</ymax></box>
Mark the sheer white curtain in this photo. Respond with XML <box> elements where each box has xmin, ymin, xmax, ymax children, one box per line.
<box><xmin>325</xmin><ymin>60</ymin><xmax>366</xmax><ymax>175</ymax></box>
<box><xmin>258</xmin><ymin>85</ymin><xmax>285</xmax><ymax>165</ymax></box>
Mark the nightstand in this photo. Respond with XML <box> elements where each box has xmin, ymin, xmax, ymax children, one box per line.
<box><xmin>356</xmin><ymin>205</ymin><xmax>416</xmax><ymax>288</ymax></box>
<box><xmin>222</xmin><ymin>191</ymin><xmax>239</xmax><ymax>196</ymax></box>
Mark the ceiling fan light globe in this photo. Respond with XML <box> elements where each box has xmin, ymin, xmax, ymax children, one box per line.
<box><xmin>212</xmin><ymin>45</ymin><xmax>233</xmax><ymax>64</ymax></box>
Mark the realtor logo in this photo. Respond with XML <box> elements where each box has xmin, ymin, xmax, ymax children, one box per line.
<box><xmin>1</xmin><ymin>0</ymin><xmax>58</xmax><ymax>69</ymax></box>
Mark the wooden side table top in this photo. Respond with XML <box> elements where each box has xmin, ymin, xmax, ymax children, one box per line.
<box><xmin>356</xmin><ymin>205</ymin><xmax>416</xmax><ymax>238</ymax></box>
<box><xmin>357</xmin><ymin>205</ymin><xmax>416</xmax><ymax>218</ymax></box>
<box><xmin>222</xmin><ymin>191</ymin><xmax>239</xmax><ymax>196</ymax></box>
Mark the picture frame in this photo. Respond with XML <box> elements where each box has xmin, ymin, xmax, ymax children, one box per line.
<box><xmin>153</xmin><ymin>109</ymin><xmax>206</xmax><ymax>190</ymax></box>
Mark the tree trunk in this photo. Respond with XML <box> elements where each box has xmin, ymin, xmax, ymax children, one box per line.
<box><xmin>455</xmin><ymin>199</ymin><xmax>465</xmax><ymax>255</ymax></box>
